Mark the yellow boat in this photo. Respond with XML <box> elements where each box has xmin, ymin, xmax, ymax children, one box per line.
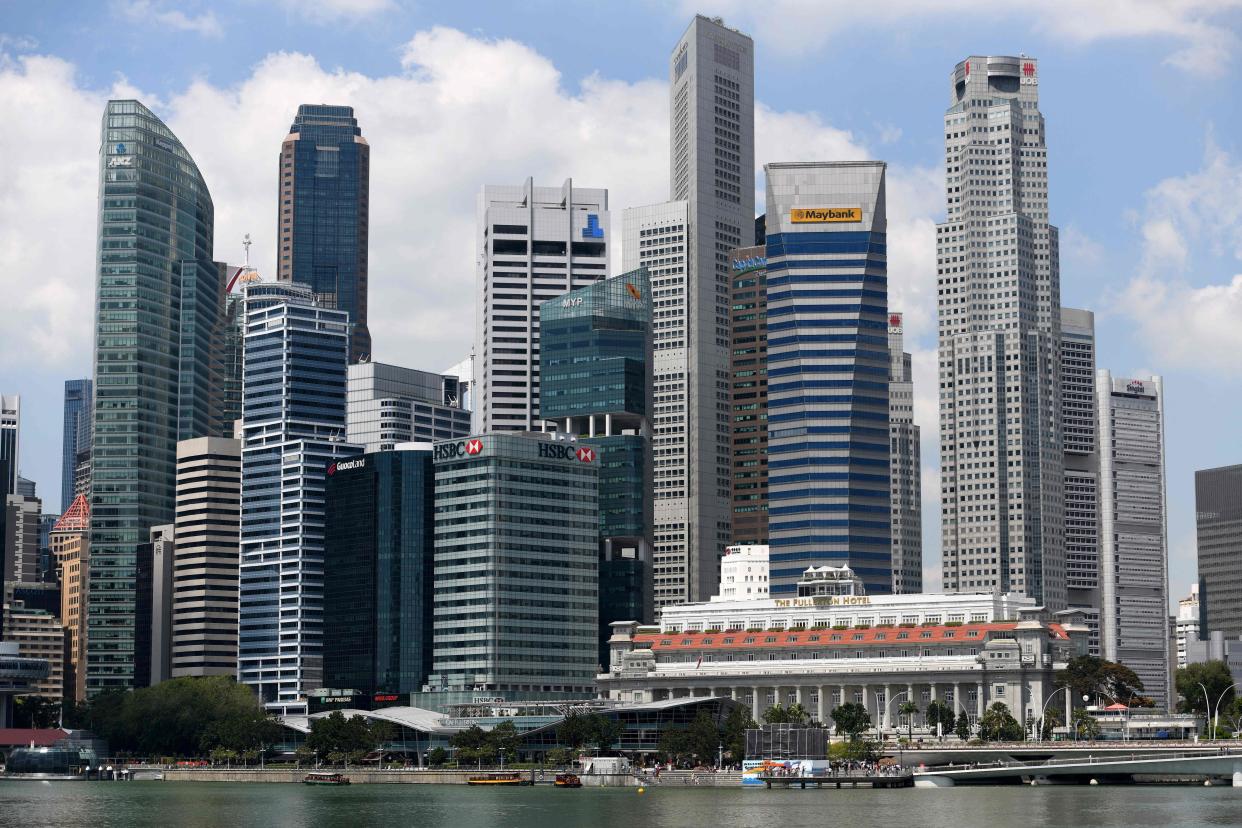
<box><xmin>467</xmin><ymin>773</ymin><xmax>531</xmax><ymax>786</ymax></box>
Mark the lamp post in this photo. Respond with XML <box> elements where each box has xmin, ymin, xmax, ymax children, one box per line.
<box><xmin>1037</xmin><ymin>686</ymin><xmax>1068</xmax><ymax>743</ymax></box>
<box><xmin>1201</xmin><ymin>682</ymin><xmax>1240</xmax><ymax>740</ymax></box>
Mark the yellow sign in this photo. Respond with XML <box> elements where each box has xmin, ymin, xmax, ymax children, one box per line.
<box><xmin>791</xmin><ymin>207</ymin><xmax>862</xmax><ymax>223</ymax></box>
<box><xmin>772</xmin><ymin>594</ymin><xmax>871</xmax><ymax>608</ymax></box>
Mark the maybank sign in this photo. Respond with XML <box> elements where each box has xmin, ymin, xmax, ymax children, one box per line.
<box><xmin>790</xmin><ymin>207</ymin><xmax>862</xmax><ymax>224</ymax></box>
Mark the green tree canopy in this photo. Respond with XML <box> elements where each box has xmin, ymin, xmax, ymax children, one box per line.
<box><xmin>721</xmin><ymin>707</ymin><xmax>755</xmax><ymax>762</ymax></box>
<box><xmin>977</xmin><ymin>702</ymin><xmax>1024</xmax><ymax>742</ymax></box>
<box><xmin>1175</xmin><ymin>661</ymin><xmax>1235</xmax><ymax>716</ymax></box>
<box><xmin>657</xmin><ymin>711</ymin><xmax>720</xmax><ymax>765</ymax></box>
<box><xmin>63</xmin><ymin>676</ymin><xmax>281</xmax><ymax>757</ymax></box>
<box><xmin>762</xmin><ymin>703</ymin><xmax>810</xmax><ymax>725</ymax></box>
<box><xmin>1071</xmin><ymin>708</ymin><xmax>1100</xmax><ymax>740</ymax></box>
<box><xmin>305</xmin><ymin>711</ymin><xmax>389</xmax><ymax>759</ymax></box>
<box><xmin>954</xmin><ymin>711</ymin><xmax>972</xmax><ymax>741</ymax></box>
<box><xmin>924</xmin><ymin>701</ymin><xmax>954</xmax><ymax>738</ymax></box>
<box><xmin>830</xmin><ymin>702</ymin><xmax>871</xmax><ymax>741</ymax></box>
<box><xmin>1056</xmin><ymin>655</ymin><xmax>1145</xmax><ymax>705</ymax></box>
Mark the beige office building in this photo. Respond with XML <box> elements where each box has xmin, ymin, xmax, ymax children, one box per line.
<box><xmin>50</xmin><ymin>494</ymin><xmax>89</xmax><ymax>702</ymax></box>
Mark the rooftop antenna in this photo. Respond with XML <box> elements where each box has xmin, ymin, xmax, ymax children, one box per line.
<box><xmin>243</xmin><ymin>233</ymin><xmax>252</xmax><ymax>268</ymax></box>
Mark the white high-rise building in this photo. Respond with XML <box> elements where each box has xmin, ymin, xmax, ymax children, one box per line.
<box><xmin>1061</xmin><ymin>308</ymin><xmax>1101</xmax><ymax>655</ymax></box>
<box><xmin>1175</xmin><ymin>584</ymin><xmax>1200</xmax><ymax>669</ymax></box>
<box><xmin>714</xmin><ymin>544</ymin><xmax>768</xmax><ymax>602</ymax></box>
<box><xmin>1097</xmin><ymin>372</ymin><xmax>1169</xmax><ymax>708</ymax></box>
<box><xmin>474</xmin><ymin>178</ymin><xmax>609</xmax><ymax>434</ymax></box>
<box><xmin>628</xmin><ymin>15</ymin><xmax>754</xmax><ymax>608</ymax></box>
<box><xmin>888</xmin><ymin>313</ymin><xmax>922</xmax><ymax>593</ymax></box>
<box><xmin>937</xmin><ymin>56</ymin><xmax>1065</xmax><ymax>609</ymax></box>
<box><xmin>0</xmin><ymin>394</ymin><xmax>18</xmax><ymax>496</ymax></box>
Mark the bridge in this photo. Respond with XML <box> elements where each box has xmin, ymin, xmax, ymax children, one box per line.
<box><xmin>914</xmin><ymin>750</ymin><xmax>1242</xmax><ymax>788</ymax></box>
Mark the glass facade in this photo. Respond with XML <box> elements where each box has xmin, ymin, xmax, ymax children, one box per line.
<box><xmin>60</xmin><ymin>379</ymin><xmax>92</xmax><ymax>512</ymax></box>
<box><xmin>237</xmin><ymin>282</ymin><xmax>358</xmax><ymax>706</ymax></box>
<box><xmin>87</xmin><ymin>100</ymin><xmax>224</xmax><ymax>695</ymax></box>
<box><xmin>323</xmin><ymin>449</ymin><xmax>435</xmax><ymax>696</ymax></box>
<box><xmin>763</xmin><ymin>162</ymin><xmax>892</xmax><ymax>596</ymax></box>
<box><xmin>278</xmin><ymin>105</ymin><xmax>371</xmax><ymax>362</ymax></box>
<box><xmin>728</xmin><ymin>247</ymin><xmax>768</xmax><ymax>546</ymax></box>
<box><xmin>539</xmin><ymin>270</ymin><xmax>653</xmax><ymax>662</ymax></box>
<box><xmin>430</xmin><ymin>433</ymin><xmax>599</xmax><ymax>694</ymax></box>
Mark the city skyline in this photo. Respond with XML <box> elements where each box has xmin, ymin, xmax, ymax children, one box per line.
<box><xmin>6</xmin><ymin>3</ymin><xmax>1242</xmax><ymax>607</ymax></box>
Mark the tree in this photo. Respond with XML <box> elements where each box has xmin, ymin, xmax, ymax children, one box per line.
<box><xmin>720</xmin><ymin>707</ymin><xmax>755</xmax><ymax>763</ymax></box>
<box><xmin>1175</xmin><ymin>661</ymin><xmax>1235</xmax><ymax>723</ymax></box>
<box><xmin>1040</xmin><ymin>708</ymin><xmax>1064</xmax><ymax>740</ymax></box>
<box><xmin>12</xmin><ymin>696</ymin><xmax>60</xmax><ymax>729</ymax></box>
<box><xmin>898</xmin><ymin>701</ymin><xmax>920</xmax><ymax>741</ymax></box>
<box><xmin>545</xmin><ymin>747</ymin><xmax>573</xmax><ymax>766</ymax></box>
<box><xmin>978</xmin><ymin>702</ymin><xmax>1024</xmax><ymax>742</ymax></box>
<box><xmin>1071</xmin><ymin>708</ymin><xmax>1100</xmax><ymax>740</ymax></box>
<box><xmin>450</xmin><ymin>725</ymin><xmax>496</xmax><ymax>766</ymax></box>
<box><xmin>306</xmin><ymin>711</ymin><xmax>388</xmax><ymax>761</ymax></box>
<box><xmin>489</xmin><ymin>720</ymin><xmax>520</xmax><ymax>764</ymax></box>
<box><xmin>556</xmin><ymin>713</ymin><xmax>592</xmax><ymax>751</ymax></box>
<box><xmin>427</xmin><ymin>746</ymin><xmax>448</xmax><ymax>767</ymax></box>
<box><xmin>924</xmin><ymin>701</ymin><xmax>954</xmax><ymax>739</ymax></box>
<box><xmin>953</xmin><ymin>711</ymin><xmax>971</xmax><ymax>741</ymax></box>
<box><xmin>586</xmin><ymin>715</ymin><xmax>623</xmax><ymax>752</ymax></box>
<box><xmin>830</xmin><ymin>702</ymin><xmax>871</xmax><ymax>741</ymax></box>
<box><xmin>657</xmin><ymin>711</ymin><xmax>720</xmax><ymax>767</ymax></box>
<box><xmin>1056</xmin><ymin>655</ymin><xmax>1144</xmax><ymax>705</ymax></box>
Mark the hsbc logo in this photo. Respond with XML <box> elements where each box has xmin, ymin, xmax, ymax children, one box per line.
<box><xmin>434</xmin><ymin>439</ymin><xmax>484</xmax><ymax>461</ymax></box>
<box><xmin>538</xmin><ymin>442</ymin><xmax>598</xmax><ymax>463</ymax></box>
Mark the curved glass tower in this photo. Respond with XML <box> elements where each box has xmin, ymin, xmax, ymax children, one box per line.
<box><xmin>87</xmin><ymin>100</ymin><xmax>224</xmax><ymax>695</ymax></box>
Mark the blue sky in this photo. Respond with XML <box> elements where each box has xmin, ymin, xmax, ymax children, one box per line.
<box><xmin>3</xmin><ymin>0</ymin><xmax>1242</xmax><ymax>605</ymax></box>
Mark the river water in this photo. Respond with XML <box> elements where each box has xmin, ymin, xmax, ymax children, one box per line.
<box><xmin>0</xmin><ymin>781</ymin><xmax>1239</xmax><ymax>828</ymax></box>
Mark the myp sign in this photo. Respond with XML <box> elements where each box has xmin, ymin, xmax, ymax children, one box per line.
<box><xmin>582</xmin><ymin>214</ymin><xmax>604</xmax><ymax>239</ymax></box>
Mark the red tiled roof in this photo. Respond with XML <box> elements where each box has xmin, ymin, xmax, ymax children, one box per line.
<box><xmin>0</xmin><ymin>728</ymin><xmax>69</xmax><ymax>747</ymax></box>
<box><xmin>635</xmin><ymin>621</ymin><xmax>1067</xmax><ymax>651</ymax></box>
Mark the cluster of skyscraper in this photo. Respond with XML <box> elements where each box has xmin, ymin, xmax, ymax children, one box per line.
<box><xmin>3</xmin><ymin>17</ymin><xmax>1220</xmax><ymax>721</ymax></box>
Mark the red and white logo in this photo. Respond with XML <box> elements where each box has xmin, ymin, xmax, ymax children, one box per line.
<box><xmin>1022</xmin><ymin>61</ymin><xmax>1035</xmax><ymax>77</ymax></box>
<box><xmin>327</xmin><ymin>462</ymin><xmax>337</xmax><ymax>476</ymax></box>
<box><xmin>576</xmin><ymin>447</ymin><xmax>595</xmax><ymax>463</ymax></box>
<box><xmin>465</xmin><ymin>439</ymin><xmax>483</xmax><ymax>455</ymax></box>
<box><xmin>889</xmin><ymin>313</ymin><xmax>901</xmax><ymax>327</ymax></box>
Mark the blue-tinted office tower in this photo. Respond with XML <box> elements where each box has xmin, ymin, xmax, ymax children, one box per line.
<box><xmin>540</xmin><ymin>269</ymin><xmax>653</xmax><ymax>659</ymax></box>
<box><xmin>763</xmin><ymin>162</ymin><xmax>891</xmax><ymax>595</ymax></box>
<box><xmin>277</xmin><ymin>105</ymin><xmax>371</xmax><ymax>363</ymax></box>
<box><xmin>87</xmin><ymin>101</ymin><xmax>225</xmax><ymax>695</ymax></box>
<box><xmin>237</xmin><ymin>282</ymin><xmax>359</xmax><ymax>708</ymax></box>
<box><xmin>323</xmin><ymin>448</ymin><xmax>434</xmax><ymax>697</ymax></box>
<box><xmin>61</xmin><ymin>380</ymin><xmax>91</xmax><ymax>511</ymax></box>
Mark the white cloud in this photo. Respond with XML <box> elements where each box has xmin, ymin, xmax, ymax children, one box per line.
<box><xmin>673</xmin><ymin>0</ymin><xmax>1242</xmax><ymax>76</ymax></box>
<box><xmin>118</xmin><ymin>1</ymin><xmax>223</xmax><ymax>38</ymax></box>
<box><xmin>1117</xmin><ymin>140</ymin><xmax>1242</xmax><ymax>373</ymax></box>
<box><xmin>277</xmin><ymin>0</ymin><xmax>396</xmax><ymax>23</ymax></box>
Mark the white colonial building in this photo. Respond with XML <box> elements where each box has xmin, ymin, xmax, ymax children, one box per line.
<box><xmin>600</xmin><ymin>569</ymin><xmax>1088</xmax><ymax>734</ymax></box>
<box><xmin>714</xmin><ymin>545</ymin><xmax>768</xmax><ymax>602</ymax></box>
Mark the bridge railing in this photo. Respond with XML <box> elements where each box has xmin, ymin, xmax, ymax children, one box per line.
<box><xmin>924</xmin><ymin>748</ymin><xmax>1238</xmax><ymax>773</ymax></box>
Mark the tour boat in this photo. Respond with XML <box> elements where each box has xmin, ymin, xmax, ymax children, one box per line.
<box><xmin>554</xmin><ymin>773</ymin><xmax>582</xmax><ymax>788</ymax></box>
<box><xmin>467</xmin><ymin>772</ymin><xmax>531</xmax><ymax>786</ymax></box>
<box><xmin>303</xmin><ymin>771</ymin><xmax>351</xmax><ymax>785</ymax></box>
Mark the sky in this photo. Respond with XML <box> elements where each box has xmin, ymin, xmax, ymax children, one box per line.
<box><xmin>3</xmin><ymin>0</ymin><xmax>1242</xmax><ymax>607</ymax></box>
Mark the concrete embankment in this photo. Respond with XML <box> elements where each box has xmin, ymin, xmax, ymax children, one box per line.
<box><xmin>139</xmin><ymin>768</ymin><xmax>742</xmax><ymax>787</ymax></box>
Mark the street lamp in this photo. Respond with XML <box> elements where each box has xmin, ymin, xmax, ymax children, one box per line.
<box><xmin>1037</xmin><ymin>686</ymin><xmax>1068</xmax><ymax>743</ymax></box>
<box><xmin>1199</xmin><ymin>682</ymin><xmax>1240</xmax><ymax>739</ymax></box>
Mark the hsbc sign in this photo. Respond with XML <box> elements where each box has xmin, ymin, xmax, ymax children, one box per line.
<box><xmin>434</xmin><ymin>438</ymin><xmax>484</xmax><ymax>461</ymax></box>
<box><xmin>538</xmin><ymin>442</ymin><xmax>597</xmax><ymax>463</ymax></box>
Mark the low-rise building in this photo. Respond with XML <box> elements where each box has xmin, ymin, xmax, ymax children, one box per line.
<box><xmin>600</xmin><ymin>569</ymin><xmax>1088</xmax><ymax>735</ymax></box>
<box><xmin>0</xmin><ymin>603</ymin><xmax>65</xmax><ymax>702</ymax></box>
<box><xmin>1175</xmin><ymin>585</ymin><xmax>1200</xmax><ymax>669</ymax></box>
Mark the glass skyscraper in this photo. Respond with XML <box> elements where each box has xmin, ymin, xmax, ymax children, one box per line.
<box><xmin>763</xmin><ymin>162</ymin><xmax>891</xmax><ymax>596</ymax></box>
<box><xmin>237</xmin><ymin>282</ymin><xmax>358</xmax><ymax>707</ymax></box>
<box><xmin>540</xmin><ymin>269</ymin><xmax>653</xmax><ymax>659</ymax></box>
<box><xmin>323</xmin><ymin>448</ymin><xmax>435</xmax><ymax>698</ymax></box>
<box><xmin>87</xmin><ymin>100</ymin><xmax>225</xmax><ymax>695</ymax></box>
<box><xmin>61</xmin><ymin>380</ymin><xmax>91</xmax><ymax>511</ymax></box>
<box><xmin>277</xmin><ymin>105</ymin><xmax>371</xmax><ymax>362</ymax></box>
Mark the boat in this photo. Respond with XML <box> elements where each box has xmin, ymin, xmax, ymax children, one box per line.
<box><xmin>554</xmin><ymin>773</ymin><xmax>582</xmax><ymax>788</ymax></box>
<box><xmin>303</xmin><ymin>772</ymin><xmax>351</xmax><ymax>785</ymax></box>
<box><xmin>467</xmin><ymin>772</ymin><xmax>531</xmax><ymax>786</ymax></box>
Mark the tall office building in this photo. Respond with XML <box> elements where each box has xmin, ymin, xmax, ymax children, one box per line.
<box><xmin>1196</xmin><ymin>464</ymin><xmax>1242</xmax><ymax>639</ymax></box>
<box><xmin>323</xmin><ymin>447</ymin><xmax>435</xmax><ymax>697</ymax></box>
<box><xmin>888</xmin><ymin>312</ymin><xmax>922</xmax><ymax>593</ymax></box>
<box><xmin>277</xmin><ymin>105</ymin><xmax>371</xmax><ymax>361</ymax></box>
<box><xmin>1</xmin><ymin>395</ymin><xmax>18</xmax><ymax>496</ymax></box>
<box><xmin>936</xmin><ymin>57</ymin><xmax>1065</xmax><ymax>609</ymax></box>
<box><xmin>1097</xmin><ymin>372</ymin><xmax>1168</xmax><ymax>708</ymax></box>
<box><xmin>133</xmin><ymin>524</ymin><xmax>174</xmax><ymax>687</ymax></box>
<box><xmin>346</xmin><ymin>362</ymin><xmax>471</xmax><ymax>452</ymax></box>
<box><xmin>1061</xmin><ymin>308</ymin><xmax>1100</xmax><ymax>655</ymax></box>
<box><xmin>3</xmin><ymin>492</ymin><xmax>42</xmax><ymax>585</ymax></box>
<box><xmin>763</xmin><ymin>162</ymin><xmax>891</xmax><ymax>595</ymax></box>
<box><xmin>540</xmin><ymin>269</ymin><xmax>654</xmax><ymax>659</ymax></box>
<box><xmin>0</xmin><ymin>601</ymin><xmax>66</xmax><ymax>702</ymax></box>
<box><xmin>172</xmin><ymin>437</ymin><xmax>241</xmax><ymax>678</ymax></box>
<box><xmin>646</xmin><ymin>15</ymin><xmax>754</xmax><ymax>605</ymax></box>
<box><xmin>87</xmin><ymin>100</ymin><xmax>225</xmax><ymax>695</ymax></box>
<box><xmin>72</xmin><ymin>405</ymin><xmax>93</xmax><ymax>500</ymax></box>
<box><xmin>237</xmin><ymin>282</ymin><xmax>358</xmax><ymax>707</ymax></box>
<box><xmin>474</xmin><ymin>178</ymin><xmax>609</xmax><ymax>433</ymax></box>
<box><xmin>429</xmin><ymin>433</ymin><xmax>598</xmax><ymax>696</ymax></box>
<box><xmin>729</xmin><ymin>246</ymin><xmax>768</xmax><ymax>546</ymax></box>
<box><xmin>61</xmin><ymin>380</ymin><xmax>92</xmax><ymax>511</ymax></box>
<box><xmin>50</xmin><ymin>495</ymin><xmax>89</xmax><ymax>701</ymax></box>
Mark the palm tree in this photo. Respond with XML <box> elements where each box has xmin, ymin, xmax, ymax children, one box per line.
<box><xmin>898</xmin><ymin>701</ymin><xmax>920</xmax><ymax>741</ymax></box>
